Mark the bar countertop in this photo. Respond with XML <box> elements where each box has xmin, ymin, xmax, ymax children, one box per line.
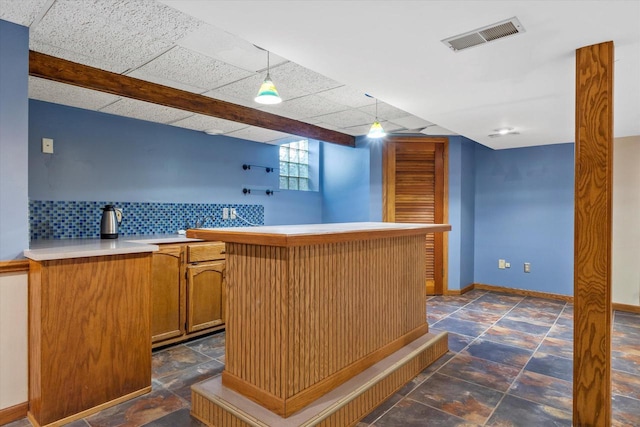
<box><xmin>187</xmin><ymin>222</ymin><xmax>451</xmax><ymax>247</ymax></box>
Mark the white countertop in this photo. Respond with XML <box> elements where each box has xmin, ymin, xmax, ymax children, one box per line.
<box><xmin>24</xmin><ymin>234</ymin><xmax>203</xmax><ymax>261</ymax></box>
<box><xmin>193</xmin><ymin>222</ymin><xmax>448</xmax><ymax>235</ymax></box>
<box><xmin>188</xmin><ymin>222</ymin><xmax>452</xmax><ymax>247</ymax></box>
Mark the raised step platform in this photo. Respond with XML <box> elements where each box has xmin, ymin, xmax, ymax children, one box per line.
<box><xmin>191</xmin><ymin>331</ymin><xmax>448</xmax><ymax>427</ymax></box>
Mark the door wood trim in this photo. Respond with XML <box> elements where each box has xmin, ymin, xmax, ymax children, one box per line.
<box><xmin>28</xmin><ymin>51</ymin><xmax>355</xmax><ymax>147</ymax></box>
<box><xmin>382</xmin><ymin>136</ymin><xmax>448</xmax><ymax>295</ymax></box>
<box><xmin>573</xmin><ymin>41</ymin><xmax>614</xmax><ymax>426</ymax></box>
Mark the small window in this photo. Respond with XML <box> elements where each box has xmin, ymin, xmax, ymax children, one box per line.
<box><xmin>279</xmin><ymin>140</ymin><xmax>310</xmax><ymax>191</ymax></box>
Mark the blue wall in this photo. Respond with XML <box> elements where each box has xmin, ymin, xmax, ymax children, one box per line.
<box><xmin>474</xmin><ymin>143</ymin><xmax>574</xmax><ymax>295</ymax></box>
<box><xmin>320</xmin><ymin>139</ymin><xmax>371</xmax><ymax>223</ymax></box>
<box><xmin>28</xmin><ymin>100</ymin><xmax>322</xmax><ymax>226</ymax></box>
<box><xmin>0</xmin><ymin>20</ymin><xmax>29</xmax><ymax>260</ymax></box>
<box><xmin>321</xmin><ymin>134</ymin><xmax>575</xmax><ymax>296</ymax></box>
<box><xmin>448</xmin><ymin>136</ymin><xmax>476</xmax><ymax>291</ymax></box>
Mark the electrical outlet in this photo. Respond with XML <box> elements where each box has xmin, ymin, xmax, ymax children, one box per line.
<box><xmin>42</xmin><ymin>138</ymin><xmax>54</xmax><ymax>154</ymax></box>
<box><xmin>498</xmin><ymin>259</ymin><xmax>506</xmax><ymax>269</ymax></box>
<box><xmin>524</xmin><ymin>262</ymin><xmax>531</xmax><ymax>273</ymax></box>
<box><xmin>222</xmin><ymin>207</ymin><xmax>229</xmax><ymax>219</ymax></box>
<box><xmin>505</xmin><ymin>262</ymin><xmax>511</xmax><ymax>268</ymax></box>
<box><xmin>230</xmin><ymin>208</ymin><xmax>237</xmax><ymax>219</ymax></box>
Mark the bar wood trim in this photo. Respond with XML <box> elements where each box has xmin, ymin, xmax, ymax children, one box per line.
<box><xmin>0</xmin><ymin>259</ymin><xmax>29</xmax><ymax>273</ymax></box>
<box><xmin>28</xmin><ymin>51</ymin><xmax>355</xmax><ymax>147</ymax></box>
<box><xmin>222</xmin><ymin>310</ymin><xmax>429</xmax><ymax>417</ymax></box>
<box><xmin>284</xmin><ymin>323</ymin><xmax>429</xmax><ymax>416</ymax></box>
<box><xmin>0</xmin><ymin>402</ymin><xmax>28</xmax><ymax>425</ymax></box>
<box><xmin>192</xmin><ymin>332</ymin><xmax>449</xmax><ymax>427</ymax></box>
<box><xmin>574</xmin><ymin>41</ymin><xmax>614</xmax><ymax>427</ymax></box>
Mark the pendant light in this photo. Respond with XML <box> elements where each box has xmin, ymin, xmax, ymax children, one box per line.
<box><xmin>254</xmin><ymin>50</ymin><xmax>282</xmax><ymax>105</ymax></box>
<box><xmin>367</xmin><ymin>98</ymin><xmax>386</xmax><ymax>139</ymax></box>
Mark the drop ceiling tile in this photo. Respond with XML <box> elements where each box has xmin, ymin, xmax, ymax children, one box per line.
<box><xmin>170</xmin><ymin>114</ymin><xmax>247</xmax><ymax>134</ymax></box>
<box><xmin>316</xmin><ymin>86</ymin><xmax>376</xmax><ymax>108</ymax></box>
<box><xmin>358</xmin><ymin>101</ymin><xmax>412</xmax><ymax>121</ymax></box>
<box><xmin>269</xmin><ymin>62</ymin><xmax>342</xmax><ymax>96</ymax></box>
<box><xmin>0</xmin><ymin>0</ymin><xmax>49</xmax><ymax>26</ymax></box>
<box><xmin>130</xmin><ymin>46</ymin><xmax>253</xmax><ymax>91</ymax></box>
<box><xmin>176</xmin><ymin>23</ymin><xmax>287</xmax><ymax>72</ymax></box>
<box><xmin>99</xmin><ymin>98</ymin><xmax>192</xmax><ymax>124</ymax></box>
<box><xmin>313</xmin><ymin>109</ymin><xmax>374</xmax><ymax>128</ymax></box>
<box><xmin>29</xmin><ymin>41</ymin><xmax>131</xmax><ymax>74</ymax></box>
<box><xmin>225</xmin><ymin>126</ymin><xmax>293</xmax><ymax>143</ymax></box>
<box><xmin>388</xmin><ymin>115</ymin><xmax>435</xmax><ymax>130</ymax></box>
<box><xmin>201</xmin><ymin>88</ymin><xmax>259</xmax><ymax>109</ymax></box>
<box><xmin>260</xmin><ymin>95</ymin><xmax>347</xmax><ymax>120</ymax></box>
<box><xmin>29</xmin><ymin>77</ymin><xmax>121</xmax><ymax>110</ymax></box>
<box><xmin>68</xmin><ymin>0</ymin><xmax>203</xmax><ymax>42</ymax></box>
<box><xmin>212</xmin><ymin>71</ymin><xmax>323</xmax><ymax>107</ymax></box>
<box><xmin>310</xmin><ymin>122</ymin><xmax>341</xmax><ymax>131</ymax></box>
<box><xmin>268</xmin><ymin>135</ymin><xmax>309</xmax><ymax>145</ymax></box>
<box><xmin>31</xmin><ymin>1</ymin><xmax>174</xmax><ymax>71</ymax></box>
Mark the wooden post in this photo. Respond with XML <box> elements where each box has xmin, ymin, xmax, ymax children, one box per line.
<box><xmin>573</xmin><ymin>41</ymin><xmax>614</xmax><ymax>426</ymax></box>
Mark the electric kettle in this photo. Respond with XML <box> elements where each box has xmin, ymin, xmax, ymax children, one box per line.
<box><xmin>100</xmin><ymin>204</ymin><xmax>123</xmax><ymax>239</ymax></box>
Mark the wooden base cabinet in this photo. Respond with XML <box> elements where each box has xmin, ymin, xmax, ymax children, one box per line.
<box><xmin>187</xmin><ymin>260</ymin><xmax>225</xmax><ymax>333</ymax></box>
<box><xmin>151</xmin><ymin>244</ymin><xmax>184</xmax><ymax>342</ymax></box>
<box><xmin>28</xmin><ymin>254</ymin><xmax>152</xmax><ymax>427</ymax></box>
<box><xmin>151</xmin><ymin>242</ymin><xmax>225</xmax><ymax>348</ymax></box>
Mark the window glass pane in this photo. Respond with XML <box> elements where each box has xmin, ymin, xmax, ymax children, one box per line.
<box><xmin>289</xmin><ymin>148</ymin><xmax>299</xmax><ymax>163</ymax></box>
<box><xmin>278</xmin><ymin>140</ymin><xmax>310</xmax><ymax>191</ymax></box>
<box><xmin>298</xmin><ymin>149</ymin><xmax>308</xmax><ymax>163</ymax></box>
<box><xmin>289</xmin><ymin>177</ymin><xmax>299</xmax><ymax>190</ymax></box>
<box><xmin>279</xmin><ymin>147</ymin><xmax>289</xmax><ymax>161</ymax></box>
<box><xmin>279</xmin><ymin>176</ymin><xmax>289</xmax><ymax>189</ymax></box>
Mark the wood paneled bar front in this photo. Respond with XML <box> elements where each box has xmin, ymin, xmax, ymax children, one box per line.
<box><xmin>187</xmin><ymin>222</ymin><xmax>451</xmax><ymax>426</ymax></box>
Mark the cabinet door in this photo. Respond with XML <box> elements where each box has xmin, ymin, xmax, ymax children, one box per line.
<box><xmin>186</xmin><ymin>261</ymin><xmax>225</xmax><ymax>333</ymax></box>
<box><xmin>151</xmin><ymin>245</ymin><xmax>184</xmax><ymax>343</ymax></box>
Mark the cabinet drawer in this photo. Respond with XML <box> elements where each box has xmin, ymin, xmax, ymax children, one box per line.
<box><xmin>188</xmin><ymin>242</ymin><xmax>226</xmax><ymax>263</ymax></box>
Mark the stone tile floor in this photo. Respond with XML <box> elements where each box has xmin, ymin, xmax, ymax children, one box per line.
<box><xmin>6</xmin><ymin>289</ymin><xmax>639</xmax><ymax>426</ymax></box>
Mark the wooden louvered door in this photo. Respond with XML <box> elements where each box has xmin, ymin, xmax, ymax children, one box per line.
<box><xmin>383</xmin><ymin>137</ymin><xmax>447</xmax><ymax>295</ymax></box>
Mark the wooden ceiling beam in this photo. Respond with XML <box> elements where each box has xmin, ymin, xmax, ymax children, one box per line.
<box><xmin>28</xmin><ymin>51</ymin><xmax>355</xmax><ymax>147</ymax></box>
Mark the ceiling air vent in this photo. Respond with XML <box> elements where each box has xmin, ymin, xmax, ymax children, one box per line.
<box><xmin>442</xmin><ymin>17</ymin><xmax>525</xmax><ymax>52</ymax></box>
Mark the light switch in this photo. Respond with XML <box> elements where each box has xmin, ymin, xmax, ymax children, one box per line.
<box><xmin>42</xmin><ymin>138</ymin><xmax>54</xmax><ymax>154</ymax></box>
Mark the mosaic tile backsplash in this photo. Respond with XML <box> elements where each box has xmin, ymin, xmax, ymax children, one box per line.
<box><xmin>29</xmin><ymin>200</ymin><xmax>264</xmax><ymax>240</ymax></box>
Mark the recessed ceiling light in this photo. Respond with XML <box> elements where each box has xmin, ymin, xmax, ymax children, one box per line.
<box><xmin>488</xmin><ymin>127</ymin><xmax>520</xmax><ymax>138</ymax></box>
<box><xmin>204</xmin><ymin>129</ymin><xmax>223</xmax><ymax>135</ymax></box>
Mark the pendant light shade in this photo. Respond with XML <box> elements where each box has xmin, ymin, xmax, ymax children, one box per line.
<box><xmin>255</xmin><ymin>51</ymin><xmax>282</xmax><ymax>105</ymax></box>
<box><xmin>367</xmin><ymin>98</ymin><xmax>386</xmax><ymax>138</ymax></box>
<box><xmin>367</xmin><ymin>120</ymin><xmax>386</xmax><ymax>138</ymax></box>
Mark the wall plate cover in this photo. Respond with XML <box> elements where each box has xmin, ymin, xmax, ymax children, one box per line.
<box><xmin>42</xmin><ymin>138</ymin><xmax>54</xmax><ymax>154</ymax></box>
